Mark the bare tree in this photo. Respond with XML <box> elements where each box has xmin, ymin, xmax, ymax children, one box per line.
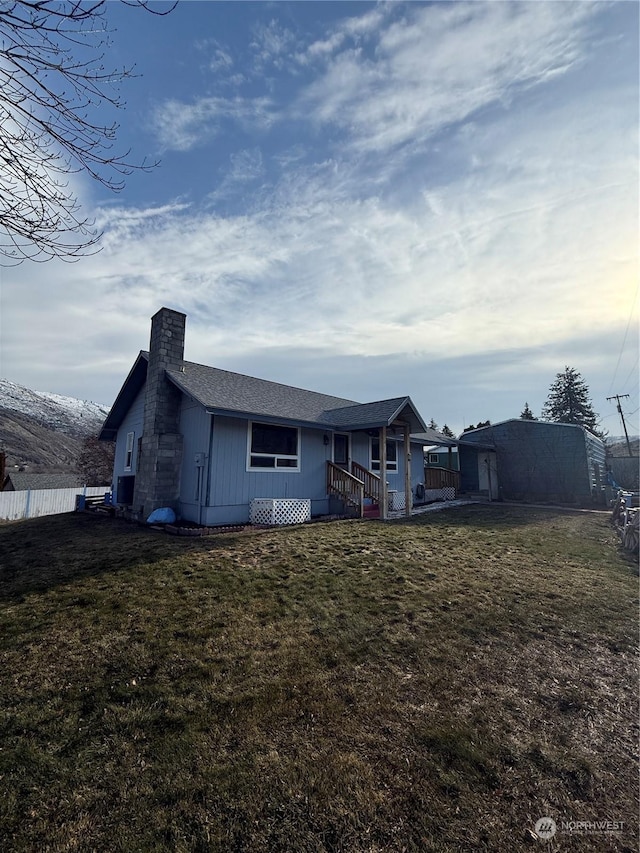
<box><xmin>77</xmin><ymin>434</ymin><xmax>114</xmax><ymax>485</ymax></box>
<box><xmin>0</xmin><ymin>1</ymin><xmax>174</xmax><ymax>264</ymax></box>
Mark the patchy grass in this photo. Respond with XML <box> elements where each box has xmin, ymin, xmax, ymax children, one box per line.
<box><xmin>0</xmin><ymin>506</ymin><xmax>637</xmax><ymax>852</ymax></box>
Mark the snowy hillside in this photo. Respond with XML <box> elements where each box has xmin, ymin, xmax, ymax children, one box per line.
<box><xmin>0</xmin><ymin>379</ymin><xmax>110</xmax><ymax>436</ymax></box>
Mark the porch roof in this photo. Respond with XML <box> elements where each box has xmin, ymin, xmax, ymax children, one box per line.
<box><xmin>321</xmin><ymin>397</ymin><xmax>427</xmax><ymax>433</ymax></box>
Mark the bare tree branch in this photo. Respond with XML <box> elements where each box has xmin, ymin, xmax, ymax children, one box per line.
<box><xmin>0</xmin><ymin>0</ymin><xmax>176</xmax><ymax>264</ymax></box>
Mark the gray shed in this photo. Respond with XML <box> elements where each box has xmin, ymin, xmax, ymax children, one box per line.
<box><xmin>459</xmin><ymin>419</ymin><xmax>606</xmax><ymax>504</ymax></box>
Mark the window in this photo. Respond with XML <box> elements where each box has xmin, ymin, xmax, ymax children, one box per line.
<box><xmin>371</xmin><ymin>437</ymin><xmax>398</xmax><ymax>472</ymax></box>
<box><xmin>124</xmin><ymin>431</ymin><xmax>135</xmax><ymax>472</ymax></box>
<box><xmin>428</xmin><ymin>454</ymin><xmax>439</xmax><ymax>464</ymax></box>
<box><xmin>248</xmin><ymin>422</ymin><xmax>300</xmax><ymax>471</ymax></box>
<box><xmin>333</xmin><ymin>434</ymin><xmax>349</xmax><ymax>466</ymax></box>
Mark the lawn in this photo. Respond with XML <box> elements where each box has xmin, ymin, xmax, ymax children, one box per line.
<box><xmin>0</xmin><ymin>505</ymin><xmax>637</xmax><ymax>852</ymax></box>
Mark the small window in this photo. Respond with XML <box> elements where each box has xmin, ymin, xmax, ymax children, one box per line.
<box><xmin>334</xmin><ymin>434</ymin><xmax>349</xmax><ymax>466</ymax></box>
<box><xmin>371</xmin><ymin>438</ymin><xmax>398</xmax><ymax>472</ymax></box>
<box><xmin>428</xmin><ymin>454</ymin><xmax>439</xmax><ymax>464</ymax></box>
<box><xmin>248</xmin><ymin>422</ymin><xmax>300</xmax><ymax>471</ymax></box>
<box><xmin>124</xmin><ymin>431</ymin><xmax>135</xmax><ymax>472</ymax></box>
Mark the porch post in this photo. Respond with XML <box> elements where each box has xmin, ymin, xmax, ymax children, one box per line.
<box><xmin>404</xmin><ymin>424</ymin><xmax>412</xmax><ymax>517</ymax></box>
<box><xmin>380</xmin><ymin>425</ymin><xmax>388</xmax><ymax>520</ymax></box>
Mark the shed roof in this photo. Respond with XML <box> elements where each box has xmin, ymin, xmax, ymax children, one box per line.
<box><xmin>460</xmin><ymin>418</ymin><xmax>605</xmax><ymax>444</ymax></box>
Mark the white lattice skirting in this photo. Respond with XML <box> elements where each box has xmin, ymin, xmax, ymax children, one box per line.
<box><xmin>423</xmin><ymin>487</ymin><xmax>456</xmax><ymax>502</ymax></box>
<box><xmin>388</xmin><ymin>491</ymin><xmax>406</xmax><ymax>511</ymax></box>
<box><xmin>250</xmin><ymin>498</ymin><xmax>311</xmax><ymax>526</ymax></box>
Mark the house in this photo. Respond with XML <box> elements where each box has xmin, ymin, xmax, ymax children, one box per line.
<box><xmin>459</xmin><ymin>419</ymin><xmax>606</xmax><ymax>504</ymax></box>
<box><xmin>99</xmin><ymin>308</ymin><xmax>429</xmax><ymax>524</ymax></box>
<box><xmin>424</xmin><ymin>446</ymin><xmax>459</xmax><ymax>471</ymax></box>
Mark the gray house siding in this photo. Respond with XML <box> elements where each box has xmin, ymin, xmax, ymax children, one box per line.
<box><xmin>184</xmin><ymin>419</ymin><xmax>426</xmax><ymax>525</ymax></box>
<box><xmin>178</xmin><ymin>399</ymin><xmax>212</xmax><ymax>523</ymax></box>
<box><xmin>113</xmin><ymin>388</ymin><xmax>145</xmax><ymax>504</ymax></box>
<box><xmin>201</xmin><ymin>416</ymin><xmax>333</xmax><ymax>525</ymax></box>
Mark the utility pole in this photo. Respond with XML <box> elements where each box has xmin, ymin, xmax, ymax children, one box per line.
<box><xmin>606</xmin><ymin>394</ymin><xmax>633</xmax><ymax>457</ymax></box>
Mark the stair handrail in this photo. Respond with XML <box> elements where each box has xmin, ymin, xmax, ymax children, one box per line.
<box><xmin>326</xmin><ymin>461</ymin><xmax>364</xmax><ymax>517</ymax></box>
<box><xmin>351</xmin><ymin>461</ymin><xmax>381</xmax><ymax>501</ymax></box>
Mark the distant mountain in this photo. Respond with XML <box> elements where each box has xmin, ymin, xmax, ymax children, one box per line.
<box><xmin>0</xmin><ymin>379</ymin><xmax>110</xmax><ymax>474</ymax></box>
<box><xmin>606</xmin><ymin>435</ymin><xmax>639</xmax><ymax>457</ymax></box>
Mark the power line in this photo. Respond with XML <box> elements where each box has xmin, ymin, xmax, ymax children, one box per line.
<box><xmin>608</xmin><ymin>284</ymin><xmax>639</xmax><ymax>395</ymax></box>
<box><xmin>606</xmin><ymin>394</ymin><xmax>634</xmax><ymax>456</ymax></box>
<box><xmin>620</xmin><ymin>353</ymin><xmax>639</xmax><ymax>393</ymax></box>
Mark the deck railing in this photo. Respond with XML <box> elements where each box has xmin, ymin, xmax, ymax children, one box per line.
<box><xmin>424</xmin><ymin>467</ymin><xmax>461</xmax><ymax>491</ymax></box>
<box><xmin>351</xmin><ymin>461</ymin><xmax>381</xmax><ymax>502</ymax></box>
<box><xmin>326</xmin><ymin>462</ymin><xmax>364</xmax><ymax>517</ymax></box>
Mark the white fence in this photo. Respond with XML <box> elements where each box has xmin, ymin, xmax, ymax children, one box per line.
<box><xmin>0</xmin><ymin>486</ymin><xmax>110</xmax><ymax>522</ymax></box>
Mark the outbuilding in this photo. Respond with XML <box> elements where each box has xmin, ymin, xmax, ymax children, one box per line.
<box><xmin>459</xmin><ymin>419</ymin><xmax>606</xmax><ymax>504</ymax></box>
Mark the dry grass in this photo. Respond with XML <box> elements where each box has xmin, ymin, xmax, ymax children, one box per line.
<box><xmin>0</xmin><ymin>505</ymin><xmax>637</xmax><ymax>852</ymax></box>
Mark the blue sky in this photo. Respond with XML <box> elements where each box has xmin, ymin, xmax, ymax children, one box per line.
<box><xmin>1</xmin><ymin>0</ymin><xmax>638</xmax><ymax>436</ymax></box>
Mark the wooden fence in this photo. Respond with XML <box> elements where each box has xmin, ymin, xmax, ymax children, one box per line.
<box><xmin>424</xmin><ymin>467</ymin><xmax>461</xmax><ymax>490</ymax></box>
<box><xmin>0</xmin><ymin>486</ymin><xmax>110</xmax><ymax>522</ymax></box>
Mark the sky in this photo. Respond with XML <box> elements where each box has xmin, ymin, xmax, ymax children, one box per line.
<box><xmin>1</xmin><ymin>0</ymin><xmax>638</xmax><ymax>437</ymax></box>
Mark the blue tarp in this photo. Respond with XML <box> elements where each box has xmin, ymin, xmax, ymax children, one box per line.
<box><xmin>146</xmin><ymin>507</ymin><xmax>176</xmax><ymax>524</ymax></box>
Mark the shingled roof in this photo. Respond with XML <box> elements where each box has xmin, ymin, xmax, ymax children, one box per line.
<box><xmin>166</xmin><ymin>361</ymin><xmax>358</xmax><ymax>425</ymax></box>
<box><xmin>100</xmin><ymin>352</ymin><xmax>427</xmax><ymax>438</ymax></box>
<box><xmin>2</xmin><ymin>472</ymin><xmax>83</xmax><ymax>492</ymax></box>
<box><xmin>167</xmin><ymin>362</ymin><xmax>426</xmax><ymax>432</ymax></box>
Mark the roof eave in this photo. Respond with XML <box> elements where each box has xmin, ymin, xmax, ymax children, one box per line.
<box><xmin>205</xmin><ymin>407</ymin><xmax>329</xmax><ymax>431</ymax></box>
<box><xmin>98</xmin><ymin>352</ymin><xmax>148</xmax><ymax>440</ymax></box>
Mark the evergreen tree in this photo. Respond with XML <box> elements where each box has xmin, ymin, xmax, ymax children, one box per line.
<box><xmin>541</xmin><ymin>367</ymin><xmax>601</xmax><ymax>434</ymax></box>
<box><xmin>428</xmin><ymin>418</ymin><xmax>439</xmax><ymax>431</ymax></box>
<box><xmin>520</xmin><ymin>402</ymin><xmax>536</xmax><ymax>420</ymax></box>
<box><xmin>441</xmin><ymin>424</ymin><xmax>455</xmax><ymax>438</ymax></box>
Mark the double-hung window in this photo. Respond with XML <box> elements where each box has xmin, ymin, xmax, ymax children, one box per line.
<box><xmin>370</xmin><ymin>437</ymin><xmax>398</xmax><ymax>472</ymax></box>
<box><xmin>248</xmin><ymin>422</ymin><xmax>300</xmax><ymax>471</ymax></box>
<box><xmin>124</xmin><ymin>431</ymin><xmax>135</xmax><ymax>472</ymax></box>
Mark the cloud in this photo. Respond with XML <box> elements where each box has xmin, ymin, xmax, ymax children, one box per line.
<box><xmin>299</xmin><ymin>1</ymin><xmax>599</xmax><ymax>154</ymax></box>
<box><xmin>250</xmin><ymin>19</ymin><xmax>298</xmax><ymax>72</ymax></box>
<box><xmin>151</xmin><ymin>95</ymin><xmax>275</xmax><ymax>152</ymax></box>
<box><xmin>3</xmin><ymin>1</ymin><xmax>637</xmax><ymax>433</ymax></box>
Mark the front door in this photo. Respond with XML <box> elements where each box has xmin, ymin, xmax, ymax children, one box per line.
<box><xmin>478</xmin><ymin>451</ymin><xmax>499</xmax><ymax>500</ymax></box>
<box><xmin>333</xmin><ymin>433</ymin><xmax>350</xmax><ymax>471</ymax></box>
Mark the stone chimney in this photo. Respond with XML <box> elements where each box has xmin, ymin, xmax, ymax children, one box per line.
<box><xmin>133</xmin><ymin>308</ymin><xmax>186</xmax><ymax>521</ymax></box>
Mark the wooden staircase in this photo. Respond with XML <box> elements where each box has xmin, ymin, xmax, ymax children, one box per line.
<box><xmin>327</xmin><ymin>461</ymin><xmax>382</xmax><ymax>518</ymax></box>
